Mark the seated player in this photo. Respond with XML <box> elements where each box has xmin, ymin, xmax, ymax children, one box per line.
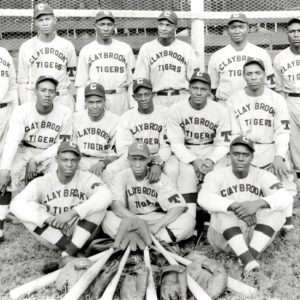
<box><xmin>198</xmin><ymin>136</ymin><xmax>292</xmax><ymax>276</ymax></box>
<box><xmin>10</xmin><ymin>141</ymin><xmax>112</xmax><ymax>257</ymax></box>
<box><xmin>102</xmin><ymin>141</ymin><xmax>195</xmax><ymax>243</ymax></box>
<box><xmin>73</xmin><ymin>82</ymin><xmax>119</xmax><ymax>178</ymax></box>
<box><xmin>0</xmin><ymin>75</ymin><xmax>72</xmax><ymax>242</ymax></box>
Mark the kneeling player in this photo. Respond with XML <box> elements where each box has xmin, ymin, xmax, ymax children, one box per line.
<box><xmin>102</xmin><ymin>141</ymin><xmax>195</xmax><ymax>243</ymax></box>
<box><xmin>10</xmin><ymin>142</ymin><xmax>112</xmax><ymax>257</ymax></box>
<box><xmin>198</xmin><ymin>136</ymin><xmax>292</xmax><ymax>275</ymax></box>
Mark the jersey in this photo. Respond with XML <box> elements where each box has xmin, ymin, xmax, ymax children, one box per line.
<box><xmin>116</xmin><ymin>105</ymin><xmax>171</xmax><ymax>161</ymax></box>
<box><xmin>0</xmin><ymin>102</ymin><xmax>72</xmax><ymax>170</ymax></box>
<box><xmin>18</xmin><ymin>35</ymin><xmax>77</xmax><ymax>96</ymax></box>
<box><xmin>11</xmin><ymin>169</ymin><xmax>110</xmax><ymax>227</ymax></box>
<box><xmin>167</xmin><ymin>99</ymin><xmax>232</xmax><ymax>164</ymax></box>
<box><xmin>273</xmin><ymin>47</ymin><xmax>300</xmax><ymax>93</ymax></box>
<box><xmin>134</xmin><ymin>38</ymin><xmax>197</xmax><ymax>92</ymax></box>
<box><xmin>208</xmin><ymin>42</ymin><xmax>274</xmax><ymax>101</ymax></box>
<box><xmin>112</xmin><ymin>168</ymin><xmax>186</xmax><ymax>215</ymax></box>
<box><xmin>73</xmin><ymin>110</ymin><xmax>119</xmax><ymax>158</ymax></box>
<box><xmin>227</xmin><ymin>87</ymin><xmax>290</xmax><ymax>159</ymax></box>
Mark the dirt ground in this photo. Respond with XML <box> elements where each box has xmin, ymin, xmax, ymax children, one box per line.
<box><xmin>1</xmin><ymin>204</ymin><xmax>300</xmax><ymax>300</ymax></box>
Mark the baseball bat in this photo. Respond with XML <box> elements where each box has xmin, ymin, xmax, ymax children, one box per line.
<box><xmin>99</xmin><ymin>245</ymin><xmax>131</xmax><ymax>300</ymax></box>
<box><xmin>61</xmin><ymin>247</ymin><xmax>114</xmax><ymax>300</ymax></box>
<box><xmin>143</xmin><ymin>246</ymin><xmax>158</xmax><ymax>300</ymax></box>
<box><xmin>151</xmin><ymin>234</ymin><xmax>212</xmax><ymax>300</ymax></box>
<box><xmin>9</xmin><ymin>249</ymin><xmax>112</xmax><ymax>300</ymax></box>
<box><xmin>151</xmin><ymin>246</ymin><xmax>257</xmax><ymax>297</ymax></box>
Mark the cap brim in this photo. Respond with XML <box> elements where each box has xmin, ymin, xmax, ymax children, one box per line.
<box><xmin>96</xmin><ymin>16</ymin><xmax>115</xmax><ymax>22</ymax></box>
<box><xmin>133</xmin><ymin>84</ymin><xmax>152</xmax><ymax>93</ymax></box>
<box><xmin>189</xmin><ymin>78</ymin><xmax>211</xmax><ymax>86</ymax></box>
<box><xmin>244</xmin><ymin>61</ymin><xmax>265</xmax><ymax>71</ymax></box>
<box><xmin>157</xmin><ymin>17</ymin><xmax>177</xmax><ymax>24</ymax></box>
<box><xmin>85</xmin><ymin>92</ymin><xmax>105</xmax><ymax>98</ymax></box>
<box><xmin>128</xmin><ymin>151</ymin><xmax>150</xmax><ymax>158</ymax></box>
<box><xmin>36</xmin><ymin>78</ymin><xmax>58</xmax><ymax>87</ymax></box>
<box><xmin>230</xmin><ymin>142</ymin><xmax>255</xmax><ymax>152</ymax></box>
<box><xmin>58</xmin><ymin>148</ymin><xmax>81</xmax><ymax>156</ymax></box>
<box><xmin>228</xmin><ymin>19</ymin><xmax>248</xmax><ymax>25</ymax></box>
<box><xmin>35</xmin><ymin>12</ymin><xmax>54</xmax><ymax>19</ymax></box>
<box><xmin>287</xmin><ymin>18</ymin><xmax>300</xmax><ymax>26</ymax></box>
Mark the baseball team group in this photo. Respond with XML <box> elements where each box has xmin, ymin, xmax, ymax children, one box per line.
<box><xmin>0</xmin><ymin>2</ymin><xmax>299</xmax><ymax>288</ymax></box>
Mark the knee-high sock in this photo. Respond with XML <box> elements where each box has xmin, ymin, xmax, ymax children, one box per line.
<box><xmin>0</xmin><ymin>192</ymin><xmax>11</xmax><ymax>237</ymax></box>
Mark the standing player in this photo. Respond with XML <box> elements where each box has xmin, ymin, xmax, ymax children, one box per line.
<box><xmin>134</xmin><ymin>10</ymin><xmax>198</xmax><ymax>107</ymax></box>
<box><xmin>227</xmin><ymin>58</ymin><xmax>294</xmax><ymax>231</ymax></box>
<box><xmin>167</xmin><ymin>71</ymin><xmax>231</xmax><ymax>203</ymax></box>
<box><xmin>75</xmin><ymin>11</ymin><xmax>135</xmax><ymax>115</ymax></box>
<box><xmin>0</xmin><ymin>76</ymin><xmax>72</xmax><ymax>241</ymax></box>
<box><xmin>198</xmin><ymin>137</ymin><xmax>292</xmax><ymax>278</ymax></box>
<box><xmin>274</xmin><ymin>17</ymin><xmax>300</xmax><ymax>186</ymax></box>
<box><xmin>208</xmin><ymin>13</ymin><xmax>274</xmax><ymax>105</ymax></box>
<box><xmin>73</xmin><ymin>82</ymin><xmax>119</xmax><ymax>178</ymax></box>
<box><xmin>18</xmin><ymin>3</ymin><xmax>77</xmax><ymax>110</ymax></box>
<box><xmin>10</xmin><ymin>141</ymin><xmax>112</xmax><ymax>257</ymax></box>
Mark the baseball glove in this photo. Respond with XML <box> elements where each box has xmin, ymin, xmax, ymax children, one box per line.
<box><xmin>159</xmin><ymin>265</ymin><xmax>187</xmax><ymax>300</ymax></box>
<box><xmin>185</xmin><ymin>252</ymin><xmax>227</xmax><ymax>299</ymax></box>
<box><xmin>120</xmin><ymin>262</ymin><xmax>149</xmax><ymax>300</ymax></box>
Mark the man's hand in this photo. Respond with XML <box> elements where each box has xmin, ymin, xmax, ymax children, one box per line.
<box><xmin>89</xmin><ymin>161</ymin><xmax>106</xmax><ymax>177</ymax></box>
<box><xmin>192</xmin><ymin>158</ymin><xmax>203</xmax><ymax>178</ymax></box>
<box><xmin>199</xmin><ymin>158</ymin><xmax>214</xmax><ymax>175</ymax></box>
<box><xmin>242</xmin><ymin>214</ymin><xmax>257</xmax><ymax>227</ymax></box>
<box><xmin>0</xmin><ymin>169</ymin><xmax>11</xmax><ymax>195</ymax></box>
<box><xmin>26</xmin><ymin>157</ymin><xmax>38</xmax><ymax>182</ymax></box>
<box><xmin>232</xmin><ymin>200</ymin><xmax>268</xmax><ymax>219</ymax></box>
<box><xmin>147</xmin><ymin>164</ymin><xmax>162</xmax><ymax>184</ymax></box>
<box><xmin>270</xmin><ymin>156</ymin><xmax>290</xmax><ymax>180</ymax></box>
<box><xmin>45</xmin><ymin>210</ymin><xmax>78</xmax><ymax>230</ymax></box>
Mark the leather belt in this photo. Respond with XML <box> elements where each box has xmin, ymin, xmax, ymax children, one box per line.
<box><xmin>105</xmin><ymin>89</ymin><xmax>116</xmax><ymax>94</ymax></box>
<box><xmin>156</xmin><ymin>89</ymin><xmax>181</xmax><ymax>96</ymax></box>
<box><xmin>186</xmin><ymin>140</ymin><xmax>214</xmax><ymax>146</ymax></box>
<box><xmin>288</xmin><ymin>93</ymin><xmax>300</xmax><ymax>97</ymax></box>
<box><xmin>22</xmin><ymin>141</ymin><xmax>37</xmax><ymax>148</ymax></box>
<box><xmin>0</xmin><ymin>103</ymin><xmax>8</xmax><ymax>109</ymax></box>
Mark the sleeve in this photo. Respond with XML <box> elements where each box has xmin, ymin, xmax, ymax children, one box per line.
<box><xmin>66</xmin><ymin>42</ymin><xmax>77</xmax><ymax>81</ymax></box>
<box><xmin>167</xmin><ymin>107</ymin><xmax>197</xmax><ymax>163</ymax></box>
<box><xmin>155</xmin><ymin>175</ymin><xmax>187</xmax><ymax>211</ymax></box>
<box><xmin>75</xmin><ymin>47</ymin><xmax>90</xmax><ymax>88</ymax></box>
<box><xmin>157</xmin><ymin>109</ymin><xmax>171</xmax><ymax>162</ymax></box>
<box><xmin>260</xmin><ymin>171</ymin><xmax>293</xmax><ymax>211</ymax></box>
<box><xmin>127</xmin><ymin>46</ymin><xmax>136</xmax><ymax>75</ymax></box>
<box><xmin>208</xmin><ymin>53</ymin><xmax>220</xmax><ymax>90</ymax></box>
<box><xmin>133</xmin><ymin>45</ymin><xmax>150</xmax><ymax>80</ymax></box>
<box><xmin>110</xmin><ymin>171</ymin><xmax>128</xmax><ymax>204</ymax></box>
<box><xmin>10</xmin><ymin>178</ymin><xmax>50</xmax><ymax>227</ymax></box>
<box><xmin>6</xmin><ymin>53</ymin><xmax>18</xmax><ymax>107</ymax></box>
<box><xmin>227</xmin><ymin>97</ymin><xmax>242</xmax><ymax>139</ymax></box>
<box><xmin>0</xmin><ymin>107</ymin><xmax>25</xmax><ymax>169</ymax></box>
<box><xmin>273</xmin><ymin>54</ymin><xmax>284</xmax><ymax>92</ymax></box>
<box><xmin>106</xmin><ymin>117</ymin><xmax>119</xmax><ymax>157</ymax></box>
<box><xmin>273</xmin><ymin>93</ymin><xmax>290</xmax><ymax>158</ymax></box>
<box><xmin>186</xmin><ymin>46</ymin><xmax>199</xmax><ymax>80</ymax></box>
<box><xmin>17</xmin><ymin>44</ymin><xmax>30</xmax><ymax>104</ymax></box>
<box><xmin>263</xmin><ymin>51</ymin><xmax>275</xmax><ymax>89</ymax></box>
<box><xmin>198</xmin><ymin>171</ymin><xmax>235</xmax><ymax>212</ymax></box>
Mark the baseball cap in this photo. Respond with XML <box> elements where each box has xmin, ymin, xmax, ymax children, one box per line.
<box><xmin>243</xmin><ymin>57</ymin><xmax>265</xmax><ymax>71</ymax></box>
<box><xmin>95</xmin><ymin>10</ymin><xmax>115</xmax><ymax>23</ymax></box>
<box><xmin>132</xmin><ymin>78</ymin><xmax>153</xmax><ymax>93</ymax></box>
<box><xmin>34</xmin><ymin>3</ymin><xmax>54</xmax><ymax>19</ymax></box>
<box><xmin>157</xmin><ymin>10</ymin><xmax>178</xmax><ymax>25</ymax></box>
<box><xmin>189</xmin><ymin>71</ymin><xmax>211</xmax><ymax>86</ymax></box>
<box><xmin>128</xmin><ymin>141</ymin><xmax>150</xmax><ymax>158</ymax></box>
<box><xmin>230</xmin><ymin>136</ymin><xmax>255</xmax><ymax>153</ymax></box>
<box><xmin>57</xmin><ymin>141</ymin><xmax>81</xmax><ymax>156</ymax></box>
<box><xmin>228</xmin><ymin>13</ymin><xmax>248</xmax><ymax>25</ymax></box>
<box><xmin>287</xmin><ymin>17</ymin><xmax>300</xmax><ymax>26</ymax></box>
<box><xmin>85</xmin><ymin>83</ymin><xmax>106</xmax><ymax>98</ymax></box>
<box><xmin>36</xmin><ymin>75</ymin><xmax>58</xmax><ymax>87</ymax></box>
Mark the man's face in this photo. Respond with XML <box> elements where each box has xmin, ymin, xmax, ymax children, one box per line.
<box><xmin>133</xmin><ymin>87</ymin><xmax>154</xmax><ymax>110</ymax></box>
<box><xmin>86</xmin><ymin>95</ymin><xmax>105</xmax><ymax>119</ymax></box>
<box><xmin>35</xmin><ymin>14</ymin><xmax>56</xmax><ymax>35</ymax></box>
<box><xmin>230</xmin><ymin>145</ymin><xmax>253</xmax><ymax>173</ymax></box>
<box><xmin>36</xmin><ymin>80</ymin><xmax>56</xmax><ymax>108</ymax></box>
<box><xmin>56</xmin><ymin>151</ymin><xmax>80</xmax><ymax>178</ymax></box>
<box><xmin>158</xmin><ymin>19</ymin><xmax>176</xmax><ymax>39</ymax></box>
<box><xmin>95</xmin><ymin>18</ymin><xmax>115</xmax><ymax>41</ymax></box>
<box><xmin>128</xmin><ymin>155</ymin><xmax>150</xmax><ymax>177</ymax></box>
<box><xmin>189</xmin><ymin>80</ymin><xmax>210</xmax><ymax>107</ymax></box>
<box><xmin>227</xmin><ymin>21</ymin><xmax>248</xmax><ymax>43</ymax></box>
<box><xmin>243</xmin><ymin>63</ymin><xmax>265</xmax><ymax>92</ymax></box>
<box><xmin>287</xmin><ymin>22</ymin><xmax>300</xmax><ymax>48</ymax></box>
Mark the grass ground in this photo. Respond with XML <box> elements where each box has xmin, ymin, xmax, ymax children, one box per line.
<box><xmin>1</xmin><ymin>205</ymin><xmax>300</xmax><ymax>300</ymax></box>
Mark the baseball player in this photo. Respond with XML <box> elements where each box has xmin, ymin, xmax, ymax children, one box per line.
<box><xmin>208</xmin><ymin>13</ymin><xmax>274</xmax><ymax>105</ymax></box>
<box><xmin>104</xmin><ymin>78</ymin><xmax>172</xmax><ymax>185</ymax></box>
<box><xmin>0</xmin><ymin>76</ymin><xmax>72</xmax><ymax>241</ymax></box>
<box><xmin>167</xmin><ymin>71</ymin><xmax>232</xmax><ymax>203</ymax></box>
<box><xmin>75</xmin><ymin>10</ymin><xmax>135</xmax><ymax>115</ymax></box>
<box><xmin>102</xmin><ymin>141</ymin><xmax>195</xmax><ymax>243</ymax></box>
<box><xmin>274</xmin><ymin>17</ymin><xmax>300</xmax><ymax>187</ymax></box>
<box><xmin>18</xmin><ymin>3</ymin><xmax>77</xmax><ymax>110</ymax></box>
<box><xmin>134</xmin><ymin>10</ymin><xmax>199</xmax><ymax>107</ymax></box>
<box><xmin>227</xmin><ymin>58</ymin><xmax>295</xmax><ymax>231</ymax></box>
<box><xmin>198</xmin><ymin>136</ymin><xmax>292</xmax><ymax>276</ymax></box>
<box><xmin>10</xmin><ymin>141</ymin><xmax>112</xmax><ymax>257</ymax></box>
<box><xmin>73</xmin><ymin>82</ymin><xmax>119</xmax><ymax>177</ymax></box>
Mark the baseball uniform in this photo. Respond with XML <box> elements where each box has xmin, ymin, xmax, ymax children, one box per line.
<box><xmin>102</xmin><ymin>168</ymin><xmax>195</xmax><ymax>243</ymax></box>
<box><xmin>10</xmin><ymin>169</ymin><xmax>111</xmax><ymax>256</ymax></box>
<box><xmin>208</xmin><ymin>42</ymin><xmax>275</xmax><ymax>103</ymax></box>
<box><xmin>0</xmin><ymin>102</ymin><xmax>72</xmax><ymax>191</ymax></box>
<box><xmin>198</xmin><ymin>165</ymin><xmax>292</xmax><ymax>271</ymax></box>
<box><xmin>134</xmin><ymin>38</ymin><xmax>198</xmax><ymax>107</ymax></box>
<box><xmin>75</xmin><ymin>39</ymin><xmax>135</xmax><ymax>115</ymax></box>
<box><xmin>167</xmin><ymin>99</ymin><xmax>232</xmax><ymax>194</ymax></box>
<box><xmin>18</xmin><ymin>35</ymin><xmax>77</xmax><ymax>110</ymax></box>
